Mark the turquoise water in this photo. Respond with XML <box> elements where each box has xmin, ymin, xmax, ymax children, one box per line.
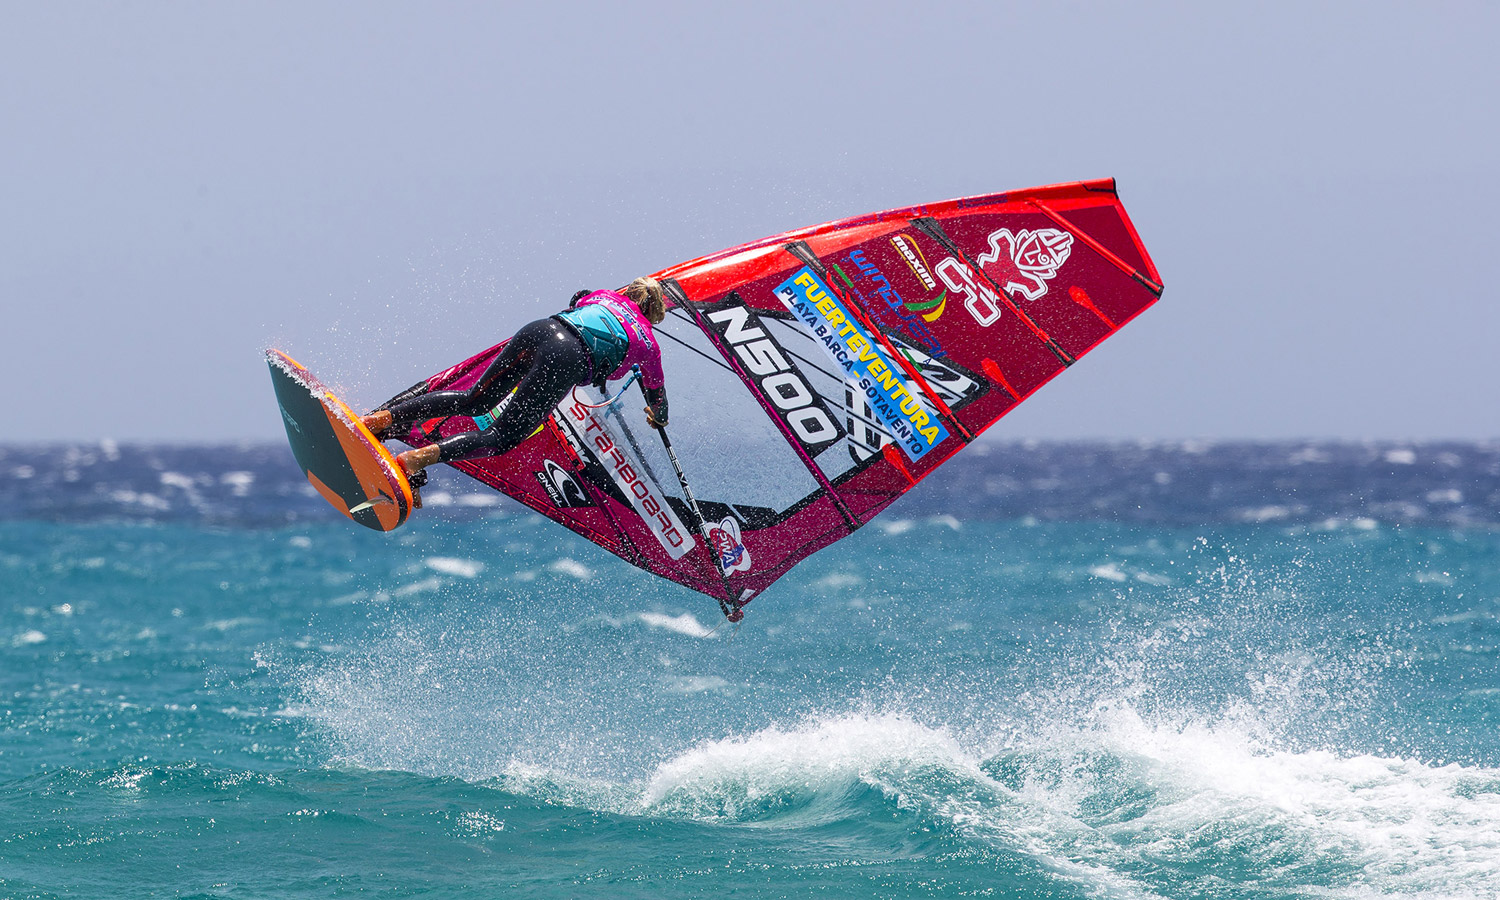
<box><xmin>4</xmin><ymin>444</ymin><xmax>1500</xmax><ymax>898</ymax></box>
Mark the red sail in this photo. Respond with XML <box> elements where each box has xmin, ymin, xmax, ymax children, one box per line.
<box><xmin>398</xmin><ymin>179</ymin><xmax>1162</xmax><ymax>617</ymax></box>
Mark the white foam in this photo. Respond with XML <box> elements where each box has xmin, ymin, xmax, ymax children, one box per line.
<box><xmin>220</xmin><ymin>471</ymin><xmax>255</xmax><ymax>496</ymax></box>
<box><xmin>1289</xmin><ymin>445</ymin><xmax>1331</xmax><ymax>464</ymax></box>
<box><xmin>879</xmin><ymin>519</ymin><xmax>915</xmax><ymax>536</ymax></box>
<box><xmin>159</xmin><ymin>471</ymin><xmax>197</xmax><ymax>491</ymax></box>
<box><xmin>456</xmin><ymin>493</ymin><xmax>501</xmax><ymax>508</ymax></box>
<box><xmin>636</xmin><ymin>713</ymin><xmax>1133</xmax><ymax>893</ymax></box>
<box><xmin>1239</xmin><ymin>505</ymin><xmax>1292</xmax><ymax>523</ymax></box>
<box><xmin>204</xmin><ymin>617</ymin><xmax>257</xmax><ymax>632</ymax></box>
<box><xmin>425</xmin><ymin>557</ymin><xmax>484</xmax><ymax>578</ymax></box>
<box><xmin>642</xmin><ymin>714</ymin><xmax>977</xmax><ymax>811</ymax></box>
<box><xmin>13</xmin><ymin>629</ymin><xmax>46</xmax><ymax>646</ymax></box>
<box><xmin>1089</xmin><ymin>563</ymin><xmax>1128</xmax><ymax>582</ymax></box>
<box><xmin>110</xmin><ymin>490</ymin><xmax>170</xmax><ymax>511</ymax></box>
<box><xmin>813</xmin><ymin>572</ymin><xmax>862</xmax><ymax>590</ymax></box>
<box><xmin>547</xmin><ymin>558</ymin><xmax>593</xmax><ymax>580</ymax></box>
<box><xmin>1015</xmin><ymin>704</ymin><xmax>1500</xmax><ymax>894</ymax></box>
<box><xmin>663</xmin><ymin>675</ymin><xmax>729</xmax><ymax>694</ymax></box>
<box><xmin>628</xmin><ymin>700</ymin><xmax>1500</xmax><ymax>896</ymax></box>
<box><xmin>1384</xmin><ymin>449</ymin><xmax>1417</xmax><ymax>465</ymax></box>
<box><xmin>393</xmin><ymin>577</ymin><xmax>443</xmax><ymax>597</ymax></box>
<box><xmin>637</xmin><ymin>611</ymin><xmax>714</xmax><ymax>639</ymax></box>
<box><xmin>1431</xmin><ymin>607</ymin><xmax>1484</xmax><ymax>624</ymax></box>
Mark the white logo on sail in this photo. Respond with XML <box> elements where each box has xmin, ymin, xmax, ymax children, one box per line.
<box><xmin>976</xmin><ymin>227</ymin><xmax>1074</xmax><ymax>302</ymax></box>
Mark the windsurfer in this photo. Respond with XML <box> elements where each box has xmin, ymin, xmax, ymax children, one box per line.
<box><xmin>362</xmin><ymin>277</ymin><xmax>670</xmax><ymax>505</ymax></box>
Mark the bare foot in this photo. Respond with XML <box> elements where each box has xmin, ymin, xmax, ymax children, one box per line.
<box><xmin>397</xmin><ymin>444</ymin><xmax>440</xmax><ymax>477</ymax></box>
<box><xmin>362</xmin><ymin>409</ymin><xmax>393</xmax><ymax>437</ymax></box>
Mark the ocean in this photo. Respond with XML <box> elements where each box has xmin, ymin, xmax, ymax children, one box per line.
<box><xmin>3</xmin><ymin>440</ymin><xmax>1499</xmax><ymax>898</ymax></box>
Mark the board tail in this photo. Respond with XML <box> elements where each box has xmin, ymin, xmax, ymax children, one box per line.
<box><xmin>267</xmin><ymin>350</ymin><xmax>413</xmax><ymax>532</ymax></box>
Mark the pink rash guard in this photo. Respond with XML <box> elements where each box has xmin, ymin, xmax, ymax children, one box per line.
<box><xmin>570</xmin><ymin>290</ymin><xmax>666</xmax><ymax>390</ymax></box>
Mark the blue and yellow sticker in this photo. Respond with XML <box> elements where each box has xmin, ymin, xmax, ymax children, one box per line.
<box><xmin>774</xmin><ymin>266</ymin><xmax>948</xmax><ymax>460</ymax></box>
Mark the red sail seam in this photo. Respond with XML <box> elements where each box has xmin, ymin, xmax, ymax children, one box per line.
<box><xmin>1067</xmin><ymin>286</ymin><xmax>1116</xmax><ymax>329</ymax></box>
<box><xmin>1027</xmin><ymin>200</ymin><xmax>1164</xmax><ymax>295</ymax></box>
<box><xmin>881</xmin><ymin>442</ymin><xmax>916</xmax><ymax>486</ymax></box>
<box><xmin>546</xmin><ymin>416</ymin><xmax>585</xmax><ymax>470</ymax></box>
<box><xmin>981</xmin><ymin>358</ymin><xmax>1020</xmax><ymax>400</ymax></box>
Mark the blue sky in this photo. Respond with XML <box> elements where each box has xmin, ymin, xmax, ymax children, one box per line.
<box><xmin>3</xmin><ymin>1</ymin><xmax>1495</xmax><ymax>441</ymax></box>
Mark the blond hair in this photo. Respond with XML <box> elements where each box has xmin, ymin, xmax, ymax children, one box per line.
<box><xmin>621</xmin><ymin>276</ymin><xmax>666</xmax><ymax>322</ymax></box>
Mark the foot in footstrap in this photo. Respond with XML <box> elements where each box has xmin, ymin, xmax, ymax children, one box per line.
<box><xmin>396</xmin><ymin>445</ymin><xmax>441</xmax><ymax>511</ymax></box>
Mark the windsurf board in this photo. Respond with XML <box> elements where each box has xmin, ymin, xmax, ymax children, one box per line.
<box><xmin>266</xmin><ymin>349</ymin><xmax>413</xmax><ymax>532</ymax></box>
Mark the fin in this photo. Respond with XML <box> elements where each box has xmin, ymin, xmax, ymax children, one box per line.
<box><xmin>349</xmin><ymin>491</ymin><xmax>394</xmax><ymax>514</ymax></box>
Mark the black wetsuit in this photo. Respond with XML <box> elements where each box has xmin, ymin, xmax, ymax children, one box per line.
<box><xmin>383</xmin><ymin>317</ymin><xmax>594</xmax><ymax>463</ymax></box>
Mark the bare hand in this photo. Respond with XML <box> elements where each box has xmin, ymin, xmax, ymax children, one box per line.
<box><xmin>644</xmin><ymin>406</ymin><xmax>665</xmax><ymax>429</ymax></box>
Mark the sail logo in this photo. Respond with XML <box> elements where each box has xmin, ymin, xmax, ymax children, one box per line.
<box><xmin>933</xmin><ymin>227</ymin><xmax>1075</xmax><ymax>326</ymax></box>
<box><xmin>843</xmin><ymin>250</ymin><xmax>946</xmax><ymax>358</ymax></box>
<box><xmin>890</xmin><ymin>234</ymin><xmax>937</xmax><ymax>290</ymax></box>
<box><xmin>535</xmin><ymin>459</ymin><xmax>593</xmax><ymax>509</ymax></box>
<box><xmin>708</xmin><ymin>516</ymin><xmax>752</xmax><ymax>574</ymax></box>
<box><xmin>976</xmin><ymin>227</ymin><xmax>1074</xmax><ymax>302</ymax></box>
<box><xmin>935</xmin><ymin>256</ymin><xmax>1003</xmax><ymax>326</ymax></box>
<box><xmin>842</xmin><ymin>338</ymin><xmax>984</xmax><ymax>462</ymax></box>
<box><xmin>776</xmin><ymin>266</ymin><xmax>948</xmax><ymax>460</ymax></box>
<box><xmin>904</xmin><ymin>292</ymin><xmax>946</xmax><ymax>322</ymax></box>
<box><xmin>559</xmin><ymin>395</ymin><xmax>693</xmax><ymax>559</ymax></box>
<box><xmin>704</xmin><ymin>294</ymin><xmax>845</xmax><ymax>457</ymax></box>
<box><xmin>889</xmin><ymin>234</ymin><xmax>946</xmax><ymax>320</ymax></box>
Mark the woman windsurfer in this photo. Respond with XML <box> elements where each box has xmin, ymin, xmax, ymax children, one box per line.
<box><xmin>362</xmin><ymin>277</ymin><xmax>670</xmax><ymax>506</ymax></box>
